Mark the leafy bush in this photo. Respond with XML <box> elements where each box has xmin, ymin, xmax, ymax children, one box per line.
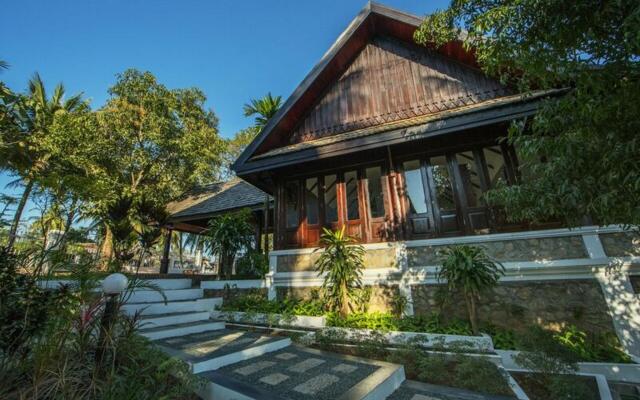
<box><xmin>487</xmin><ymin>323</ymin><xmax>632</xmax><ymax>363</ymax></box>
<box><xmin>326</xmin><ymin>311</ymin><xmax>474</xmax><ymax>336</ymax></box>
<box><xmin>204</xmin><ymin>208</ymin><xmax>254</xmax><ymax>279</ymax></box>
<box><xmin>234</xmin><ymin>250</ymin><xmax>269</xmax><ymax>279</ymax></box>
<box><xmin>553</xmin><ymin>325</ymin><xmax>631</xmax><ymax>363</ymax></box>
<box><xmin>220</xmin><ymin>287</ymin><xmax>325</xmax><ymax>317</ymax></box>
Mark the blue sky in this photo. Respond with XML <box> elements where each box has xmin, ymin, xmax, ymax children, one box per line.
<box><xmin>0</xmin><ymin>0</ymin><xmax>448</xmax><ymax>222</ymax></box>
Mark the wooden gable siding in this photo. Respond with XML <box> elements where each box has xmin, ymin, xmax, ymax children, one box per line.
<box><xmin>289</xmin><ymin>36</ymin><xmax>510</xmax><ymax>145</ymax></box>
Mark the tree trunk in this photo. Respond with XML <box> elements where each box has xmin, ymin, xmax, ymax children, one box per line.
<box><xmin>6</xmin><ymin>178</ymin><xmax>34</xmax><ymax>251</ymax></box>
<box><xmin>340</xmin><ymin>282</ymin><xmax>350</xmax><ymax>318</ymax></box>
<box><xmin>465</xmin><ymin>292</ymin><xmax>479</xmax><ymax>335</ymax></box>
<box><xmin>99</xmin><ymin>224</ymin><xmax>114</xmax><ymax>271</ymax></box>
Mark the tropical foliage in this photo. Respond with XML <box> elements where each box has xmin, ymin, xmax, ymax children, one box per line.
<box><xmin>414</xmin><ymin>0</ymin><xmax>640</xmax><ymax>227</ymax></box>
<box><xmin>314</xmin><ymin>227</ymin><xmax>365</xmax><ymax>317</ymax></box>
<box><xmin>0</xmin><ymin>73</ymin><xmax>85</xmax><ymax>251</ymax></box>
<box><xmin>242</xmin><ymin>92</ymin><xmax>282</xmax><ymax>128</ymax></box>
<box><xmin>437</xmin><ymin>245</ymin><xmax>504</xmax><ymax>334</ymax></box>
<box><xmin>0</xmin><ymin>246</ymin><xmax>200</xmax><ymax>399</ymax></box>
<box><xmin>204</xmin><ymin>208</ymin><xmax>254</xmax><ymax>279</ymax></box>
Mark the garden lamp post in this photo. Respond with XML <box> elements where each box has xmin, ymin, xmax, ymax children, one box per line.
<box><xmin>96</xmin><ymin>273</ymin><xmax>128</xmax><ymax>365</ymax></box>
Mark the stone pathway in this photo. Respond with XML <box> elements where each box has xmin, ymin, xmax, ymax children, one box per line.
<box><xmin>196</xmin><ymin>344</ymin><xmax>404</xmax><ymax>400</ymax></box>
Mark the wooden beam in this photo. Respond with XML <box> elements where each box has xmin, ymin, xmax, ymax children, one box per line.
<box><xmin>159</xmin><ymin>228</ymin><xmax>172</xmax><ymax>274</ymax></box>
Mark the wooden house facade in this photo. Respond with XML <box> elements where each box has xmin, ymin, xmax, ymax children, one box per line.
<box><xmin>233</xmin><ymin>3</ymin><xmax>560</xmax><ymax>251</ymax></box>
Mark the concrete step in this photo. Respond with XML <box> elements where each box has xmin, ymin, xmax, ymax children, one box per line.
<box><xmin>127</xmin><ymin>288</ymin><xmax>204</xmax><ymax>303</ymax></box>
<box><xmin>140</xmin><ymin>278</ymin><xmax>193</xmax><ymax>290</ymax></box>
<box><xmin>155</xmin><ymin>328</ymin><xmax>291</xmax><ymax>374</ymax></box>
<box><xmin>197</xmin><ymin>344</ymin><xmax>405</xmax><ymax>400</ymax></box>
<box><xmin>388</xmin><ymin>380</ymin><xmax>516</xmax><ymax>400</ymax></box>
<box><xmin>122</xmin><ymin>297</ymin><xmax>221</xmax><ymax>316</ymax></box>
<box><xmin>140</xmin><ymin>311</ymin><xmax>211</xmax><ymax>329</ymax></box>
<box><xmin>140</xmin><ymin>320</ymin><xmax>225</xmax><ymax>340</ymax></box>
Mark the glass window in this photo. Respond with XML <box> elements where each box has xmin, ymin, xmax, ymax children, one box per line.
<box><xmin>456</xmin><ymin>151</ymin><xmax>484</xmax><ymax>207</ymax></box>
<box><xmin>324</xmin><ymin>174</ymin><xmax>338</xmax><ymax>223</ymax></box>
<box><xmin>305</xmin><ymin>177</ymin><xmax>319</xmax><ymax>225</ymax></box>
<box><xmin>284</xmin><ymin>181</ymin><xmax>299</xmax><ymax>228</ymax></box>
<box><xmin>366</xmin><ymin>167</ymin><xmax>385</xmax><ymax>218</ymax></box>
<box><xmin>345</xmin><ymin>170</ymin><xmax>360</xmax><ymax>220</ymax></box>
<box><xmin>483</xmin><ymin>146</ymin><xmax>509</xmax><ymax>187</ymax></box>
<box><xmin>430</xmin><ymin>156</ymin><xmax>456</xmax><ymax>211</ymax></box>
<box><xmin>402</xmin><ymin>160</ymin><xmax>428</xmax><ymax>214</ymax></box>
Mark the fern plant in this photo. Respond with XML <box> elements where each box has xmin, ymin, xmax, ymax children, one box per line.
<box><xmin>314</xmin><ymin>226</ymin><xmax>365</xmax><ymax>317</ymax></box>
<box><xmin>437</xmin><ymin>245</ymin><xmax>504</xmax><ymax>335</ymax></box>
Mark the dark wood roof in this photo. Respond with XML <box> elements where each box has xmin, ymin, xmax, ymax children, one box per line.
<box><xmin>167</xmin><ymin>178</ymin><xmax>270</xmax><ymax>222</ymax></box>
<box><xmin>232</xmin><ymin>2</ymin><xmax>486</xmax><ymax>174</ymax></box>
<box><xmin>289</xmin><ymin>36</ymin><xmax>509</xmax><ymax>145</ymax></box>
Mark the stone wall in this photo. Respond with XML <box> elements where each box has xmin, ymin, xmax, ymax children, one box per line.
<box><xmin>276</xmin><ymin>285</ymin><xmax>399</xmax><ymax>313</ymax></box>
<box><xmin>600</xmin><ymin>232</ymin><xmax>640</xmax><ymax>257</ymax></box>
<box><xmin>407</xmin><ymin>236</ymin><xmax>587</xmax><ymax>267</ymax></box>
<box><xmin>411</xmin><ymin>279</ymin><xmax>615</xmax><ymax>334</ymax></box>
<box><xmin>276</xmin><ymin>246</ymin><xmax>397</xmax><ymax>272</ymax></box>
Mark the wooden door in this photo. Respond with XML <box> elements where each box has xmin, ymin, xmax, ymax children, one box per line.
<box><xmin>342</xmin><ymin>170</ymin><xmax>364</xmax><ymax>240</ymax></box>
<box><xmin>364</xmin><ymin>165</ymin><xmax>391</xmax><ymax>242</ymax></box>
<box><xmin>400</xmin><ymin>159</ymin><xmax>436</xmax><ymax>238</ymax></box>
<box><xmin>281</xmin><ymin>180</ymin><xmax>301</xmax><ymax>248</ymax></box>
<box><xmin>302</xmin><ymin>177</ymin><xmax>321</xmax><ymax>246</ymax></box>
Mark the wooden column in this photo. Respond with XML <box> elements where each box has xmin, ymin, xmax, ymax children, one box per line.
<box><xmin>263</xmin><ymin>194</ymin><xmax>270</xmax><ymax>253</ymax></box>
<box><xmin>255</xmin><ymin>211</ymin><xmax>263</xmax><ymax>253</ymax></box>
<box><xmin>159</xmin><ymin>228</ymin><xmax>172</xmax><ymax>274</ymax></box>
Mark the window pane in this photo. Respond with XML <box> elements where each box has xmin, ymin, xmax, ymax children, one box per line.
<box><xmin>456</xmin><ymin>151</ymin><xmax>484</xmax><ymax>207</ymax></box>
<box><xmin>402</xmin><ymin>160</ymin><xmax>427</xmax><ymax>214</ymax></box>
<box><xmin>345</xmin><ymin>170</ymin><xmax>360</xmax><ymax>220</ymax></box>
<box><xmin>430</xmin><ymin>156</ymin><xmax>456</xmax><ymax>211</ymax></box>
<box><xmin>483</xmin><ymin>146</ymin><xmax>509</xmax><ymax>187</ymax></box>
<box><xmin>284</xmin><ymin>181</ymin><xmax>299</xmax><ymax>228</ymax></box>
<box><xmin>324</xmin><ymin>174</ymin><xmax>338</xmax><ymax>223</ymax></box>
<box><xmin>305</xmin><ymin>177</ymin><xmax>319</xmax><ymax>225</ymax></box>
<box><xmin>366</xmin><ymin>167</ymin><xmax>385</xmax><ymax>218</ymax></box>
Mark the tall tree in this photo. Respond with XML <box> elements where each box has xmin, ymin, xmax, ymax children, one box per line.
<box><xmin>242</xmin><ymin>92</ymin><xmax>282</xmax><ymax>129</ymax></box>
<box><xmin>50</xmin><ymin>69</ymin><xmax>226</xmax><ymax>260</ymax></box>
<box><xmin>415</xmin><ymin>1</ymin><xmax>640</xmax><ymax>227</ymax></box>
<box><xmin>0</xmin><ymin>73</ymin><xmax>84</xmax><ymax>250</ymax></box>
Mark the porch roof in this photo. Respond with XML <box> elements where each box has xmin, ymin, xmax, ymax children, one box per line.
<box><xmin>167</xmin><ymin>178</ymin><xmax>271</xmax><ymax>223</ymax></box>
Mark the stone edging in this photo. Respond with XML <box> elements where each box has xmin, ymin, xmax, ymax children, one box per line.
<box><xmin>210</xmin><ymin>310</ymin><xmax>326</xmax><ymax>329</ymax></box>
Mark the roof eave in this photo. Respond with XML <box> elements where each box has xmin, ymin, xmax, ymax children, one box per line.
<box><xmin>232</xmin><ymin>3</ymin><xmax>421</xmax><ymax>173</ymax></box>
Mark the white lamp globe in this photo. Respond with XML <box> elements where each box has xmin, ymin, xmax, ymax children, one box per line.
<box><xmin>102</xmin><ymin>273</ymin><xmax>128</xmax><ymax>294</ymax></box>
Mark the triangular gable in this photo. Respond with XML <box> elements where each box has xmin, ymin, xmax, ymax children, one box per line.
<box><xmin>232</xmin><ymin>2</ymin><xmax>501</xmax><ymax>174</ymax></box>
<box><xmin>290</xmin><ymin>36</ymin><xmax>508</xmax><ymax>144</ymax></box>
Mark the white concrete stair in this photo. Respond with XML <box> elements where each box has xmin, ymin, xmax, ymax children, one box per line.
<box><xmin>140</xmin><ymin>320</ymin><xmax>225</xmax><ymax>340</ymax></box>
<box><xmin>139</xmin><ymin>311</ymin><xmax>212</xmax><ymax>329</ymax></box>
<box><xmin>122</xmin><ymin>297</ymin><xmax>222</xmax><ymax>316</ymax></box>
<box><xmin>127</xmin><ymin>288</ymin><xmax>204</xmax><ymax>303</ymax></box>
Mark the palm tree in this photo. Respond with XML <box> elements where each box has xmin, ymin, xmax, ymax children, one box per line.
<box><xmin>242</xmin><ymin>92</ymin><xmax>282</xmax><ymax>128</ymax></box>
<box><xmin>1</xmin><ymin>73</ymin><xmax>84</xmax><ymax>250</ymax></box>
<box><xmin>204</xmin><ymin>208</ymin><xmax>253</xmax><ymax>279</ymax></box>
<box><xmin>314</xmin><ymin>226</ymin><xmax>365</xmax><ymax>317</ymax></box>
<box><xmin>437</xmin><ymin>245</ymin><xmax>505</xmax><ymax>335</ymax></box>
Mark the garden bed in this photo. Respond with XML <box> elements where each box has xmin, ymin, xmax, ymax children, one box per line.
<box><xmin>310</xmin><ymin>335</ymin><xmax>515</xmax><ymax>398</ymax></box>
<box><xmin>511</xmin><ymin>371</ymin><xmax>601</xmax><ymax>400</ymax></box>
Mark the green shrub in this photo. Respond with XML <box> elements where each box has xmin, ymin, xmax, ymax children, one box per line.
<box><xmin>234</xmin><ymin>250</ymin><xmax>269</xmax><ymax>279</ymax></box>
<box><xmin>455</xmin><ymin>356</ymin><xmax>512</xmax><ymax>395</ymax></box>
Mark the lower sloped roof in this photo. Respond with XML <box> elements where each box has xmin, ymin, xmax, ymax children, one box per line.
<box><xmin>167</xmin><ymin>178</ymin><xmax>271</xmax><ymax>221</ymax></box>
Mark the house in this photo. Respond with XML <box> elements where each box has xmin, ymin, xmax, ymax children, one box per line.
<box><xmin>166</xmin><ymin>3</ymin><xmax>639</xmax><ymax>355</ymax></box>
<box><xmin>232</xmin><ymin>3</ymin><xmax>563</xmax><ymax>251</ymax></box>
